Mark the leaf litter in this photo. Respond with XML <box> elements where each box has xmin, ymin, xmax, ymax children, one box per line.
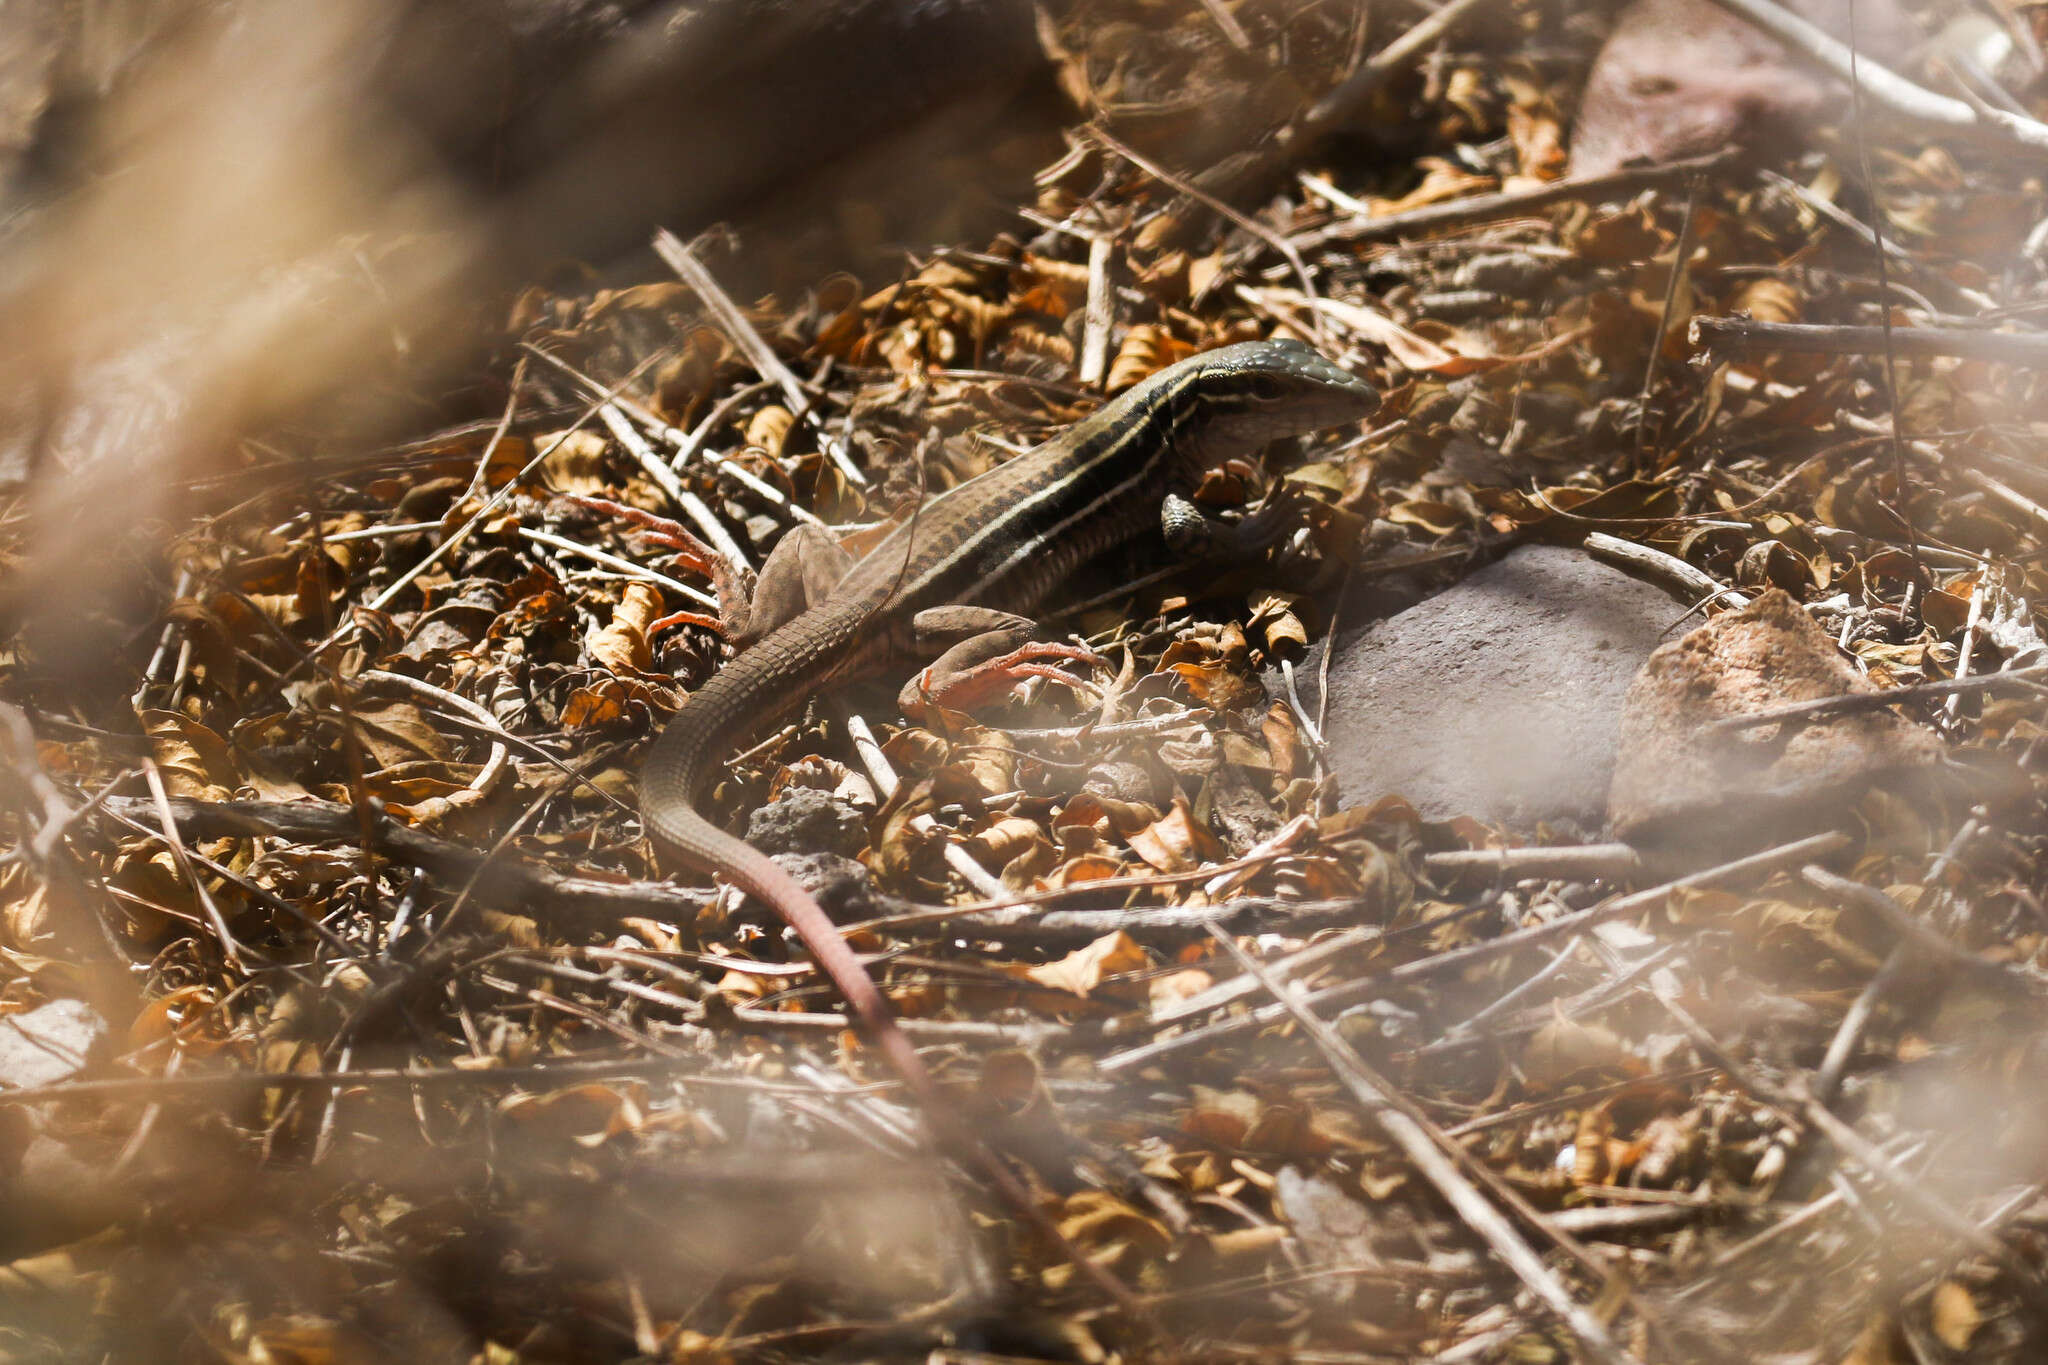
<box><xmin>2</xmin><ymin>1</ymin><xmax>2048</xmax><ymax>1361</ymax></box>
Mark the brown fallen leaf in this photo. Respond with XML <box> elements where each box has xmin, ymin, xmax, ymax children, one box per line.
<box><xmin>1020</xmin><ymin>929</ymin><xmax>1148</xmax><ymax>1000</ymax></box>
<box><xmin>588</xmin><ymin>582</ymin><xmax>662</xmax><ymax>675</ymax></box>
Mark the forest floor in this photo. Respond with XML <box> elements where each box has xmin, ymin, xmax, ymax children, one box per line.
<box><xmin>3</xmin><ymin>0</ymin><xmax>2048</xmax><ymax>1361</ymax></box>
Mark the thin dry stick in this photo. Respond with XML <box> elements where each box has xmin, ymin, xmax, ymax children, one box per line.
<box><xmin>139</xmin><ymin>758</ymin><xmax>248</xmax><ymax>971</ymax></box>
<box><xmin>1303</xmin><ymin>0</ymin><xmax>1497</xmax><ymax>132</ymax></box>
<box><xmin>1151</xmin><ymin>923</ymin><xmax>1382</xmax><ymax>1026</ymax></box>
<box><xmin>653</xmin><ymin>229</ymin><xmax>867</xmax><ymax>488</ymax></box>
<box><xmin>1584</xmin><ymin>532</ymin><xmax>1751</xmax><ymax>610</ymax></box>
<box><xmin>524</xmin><ymin>343</ymin><xmax>818</xmax><ymax>528</ymax></box>
<box><xmin>455</xmin><ymin>355</ymin><xmax>528</xmax><ymax>509</ymax></box>
<box><xmin>357</xmin><ymin>671</ymin><xmax>508</xmax><ymax>799</ymax></box>
<box><xmin>1637</xmin><ymin>176</ymin><xmax>1704</xmax><ymax>460</ymax></box>
<box><xmin>1207</xmin><ymin>928</ymin><xmax>1643</xmax><ymax>1365</ymax></box>
<box><xmin>1706</xmin><ymin>662</ymin><xmax>2048</xmax><ymax>731</ymax></box>
<box><xmin>516</xmin><ymin>526</ymin><xmax>717</xmax><ymax>606</ymax></box>
<box><xmin>1100</xmin><ymin>830</ymin><xmax>1847</xmax><ymax>1074</ymax></box>
<box><xmin>521</xmin><ymin>342</ymin><xmax>757</xmax><ymax>568</ymax></box>
<box><xmin>1963</xmin><ymin>467</ymin><xmax>2048</xmax><ymax>533</ymax></box>
<box><xmin>1291</xmin><ymin>149</ymin><xmax>1738</xmax><ymax>251</ymax></box>
<box><xmin>840</xmin><ymin>709</ymin><xmax>1007</xmax><ymax>900</ymax></box>
<box><xmin>1801</xmin><ymin>865</ymin><xmax>2036</xmax><ymax>992</ymax></box>
<box><xmin>1653</xmin><ymin>990</ymin><xmax>2048</xmax><ymax>1294</ymax></box>
<box><xmin>1086</xmin><ymin>125</ymin><xmax>1329</xmax><ymax>347</ymax></box>
<box><xmin>306</xmin><ymin>355</ymin><xmax>666</xmax><ymax>660</ymax></box>
<box><xmin>599</xmin><ymin>384</ymin><xmax>753</xmax><ymax>571</ymax></box>
<box><xmin>1078</xmin><ymin>233</ymin><xmax>1116</xmax><ymax>388</ymax></box>
<box><xmin>1947</xmin><ymin>563</ymin><xmax>1991</xmax><ymax>719</ymax></box>
<box><xmin>1697</xmin><ymin>0</ymin><xmax>2048</xmax><ymax>155</ymax></box>
<box><xmin>1690</xmin><ymin>319</ymin><xmax>2048</xmax><ymax>367</ymax></box>
<box><xmin>1191</xmin><ymin>0</ymin><xmax>1253</xmax><ymax>51</ymax></box>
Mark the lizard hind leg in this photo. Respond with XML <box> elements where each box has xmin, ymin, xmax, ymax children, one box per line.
<box><xmin>740</xmin><ymin>523</ymin><xmax>856</xmax><ymax>646</ymax></box>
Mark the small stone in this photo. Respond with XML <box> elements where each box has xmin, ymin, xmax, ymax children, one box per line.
<box><xmin>744</xmin><ymin>785</ymin><xmax>867</xmax><ymax>859</ymax></box>
<box><xmin>1313</xmin><ymin>545</ymin><xmax>1685</xmax><ymax>834</ymax></box>
<box><xmin>1608</xmin><ymin>588</ymin><xmax>1943</xmax><ymax>845</ymax></box>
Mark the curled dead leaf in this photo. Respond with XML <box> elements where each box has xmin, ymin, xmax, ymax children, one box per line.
<box><xmin>588</xmin><ymin>582</ymin><xmax>662</xmax><ymax>675</ymax></box>
<box><xmin>1019</xmin><ymin>930</ymin><xmax>1148</xmax><ymax>1000</ymax></box>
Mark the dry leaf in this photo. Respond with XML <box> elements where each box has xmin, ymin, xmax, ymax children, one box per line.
<box><xmin>1930</xmin><ymin>1280</ymin><xmax>1981</xmax><ymax>1352</ymax></box>
<box><xmin>1022</xmin><ymin>930</ymin><xmax>1148</xmax><ymax>999</ymax></box>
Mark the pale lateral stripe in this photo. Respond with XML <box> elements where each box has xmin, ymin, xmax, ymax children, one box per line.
<box><xmin>959</xmin><ymin>458</ymin><xmax>1161</xmax><ymax>603</ymax></box>
<box><xmin>892</xmin><ymin>372</ymin><xmax>1200</xmax><ymax>605</ymax></box>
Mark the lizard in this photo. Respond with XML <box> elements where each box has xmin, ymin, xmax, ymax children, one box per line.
<box><xmin>635</xmin><ymin>336</ymin><xmax>1377</xmax><ymax>1271</ymax></box>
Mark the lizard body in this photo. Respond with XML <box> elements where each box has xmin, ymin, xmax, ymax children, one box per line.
<box><xmin>639</xmin><ymin>338</ymin><xmax>1376</xmax><ymax>1242</ymax></box>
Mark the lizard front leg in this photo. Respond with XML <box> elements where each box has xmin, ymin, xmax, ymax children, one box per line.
<box><xmin>1160</xmin><ymin>488</ymin><xmax>1313</xmax><ymax>562</ymax></box>
<box><xmin>899</xmin><ymin>606</ymin><xmax>1105</xmax><ymax>718</ymax></box>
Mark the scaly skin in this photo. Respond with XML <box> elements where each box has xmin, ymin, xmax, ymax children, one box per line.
<box><xmin>641</xmin><ymin>339</ymin><xmax>1377</xmax><ymax>1303</ymax></box>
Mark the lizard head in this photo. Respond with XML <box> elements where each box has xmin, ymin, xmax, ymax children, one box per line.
<box><xmin>1184</xmin><ymin>337</ymin><xmax>1379</xmax><ymax>456</ymax></box>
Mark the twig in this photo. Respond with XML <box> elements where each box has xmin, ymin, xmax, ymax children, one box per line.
<box><xmin>357</xmin><ymin>670</ymin><xmax>509</xmax><ymax>800</ymax></box>
<box><xmin>305</xmin><ymin>357</ymin><xmax>662</xmax><ymax>662</ymax></box>
<box><xmin>1637</xmin><ymin>176</ymin><xmax>1704</xmax><ymax>457</ymax></box>
<box><xmin>1583</xmin><ymin>532</ymin><xmax>1751</xmax><ymax>610</ymax></box>
<box><xmin>139</xmin><ymin>759</ymin><xmax>248</xmax><ymax>971</ymax></box>
<box><xmin>1691</xmin><ymin>317</ymin><xmax>2048</xmax><ymax>366</ymax></box>
<box><xmin>1149</xmin><ymin>923</ymin><xmax>1383</xmax><ymax>1027</ymax></box>
<box><xmin>1961</xmin><ymin>468</ymin><xmax>2048</xmax><ymax>534</ymax></box>
<box><xmin>839</xmin><ymin>709</ymin><xmax>1007</xmax><ymax>900</ymax></box>
<box><xmin>525</xmin><ymin>342</ymin><xmax>817</xmax><ymax>536</ymax></box>
<box><xmin>1086</xmin><ymin>125</ymin><xmax>1327</xmax><ymax>347</ymax></box>
<box><xmin>1099</xmin><ymin>831</ymin><xmax>1847</xmax><ymax>1074</ymax></box>
<box><xmin>1290</xmin><ymin>150</ymin><xmax>1739</xmax><ymax>251</ymax></box>
<box><xmin>133</xmin><ymin>568</ymin><xmax>194</xmax><ymax>709</ymax></box>
<box><xmin>1206</xmin><ymin>928</ymin><xmax>1643</xmax><ymax>1365</ymax></box>
<box><xmin>454</xmin><ymin>354</ymin><xmax>528</xmax><ymax>511</ymax></box>
<box><xmin>93</xmin><ymin>795</ymin><xmax>708</xmax><ymax>923</ymax></box>
<box><xmin>653</xmin><ymin>229</ymin><xmax>868</xmax><ymax>488</ymax></box>
<box><xmin>0</xmin><ymin>706</ymin><xmax>139</xmax><ymax>998</ymax></box>
<box><xmin>1078</xmin><ymin>234</ymin><xmax>1116</xmax><ymax>388</ymax></box>
<box><xmin>1669</xmin><ymin>1137</ymin><xmax>1926</xmax><ymax>1297</ymax></box>
<box><xmin>1844</xmin><ymin>10</ymin><xmax>1927</xmax><ymax>583</ymax></box>
<box><xmin>1705</xmin><ymin>663</ymin><xmax>2048</xmax><ymax>731</ymax></box>
<box><xmin>1757</xmin><ymin>168</ymin><xmax>1914</xmax><ymax>262</ymax></box>
<box><xmin>596</xmin><ymin>387</ymin><xmax>754</xmax><ymax>572</ymax></box>
<box><xmin>1698</xmin><ymin>0</ymin><xmax>2048</xmax><ymax>156</ymax></box>
<box><xmin>1425</xmin><ymin>843</ymin><xmax>1641</xmax><ymax>882</ymax></box>
<box><xmin>517</xmin><ymin>526</ymin><xmax>717</xmax><ymax>607</ymax></box>
<box><xmin>1812</xmin><ymin>943</ymin><xmax>1908</xmax><ymax>1104</ymax></box>
<box><xmin>1302</xmin><ymin>0</ymin><xmax>1497</xmax><ymax>133</ymax></box>
<box><xmin>0</xmin><ymin>1055</ymin><xmax>883</xmax><ymax>1106</ymax></box>
<box><xmin>1947</xmin><ymin>560</ymin><xmax>1991</xmax><ymax>719</ymax></box>
<box><xmin>1652</xmin><ymin>989</ymin><xmax>2048</xmax><ymax>1293</ymax></box>
<box><xmin>1801</xmin><ymin>865</ymin><xmax>2040</xmax><ymax>993</ymax></box>
<box><xmin>1003</xmin><ymin>708</ymin><xmax>1212</xmax><ymax>742</ymax></box>
<box><xmin>1191</xmin><ymin>0</ymin><xmax>1253</xmax><ymax>52</ymax></box>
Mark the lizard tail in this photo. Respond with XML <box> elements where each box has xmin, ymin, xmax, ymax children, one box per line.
<box><xmin>638</xmin><ymin>671</ymin><xmax>924</xmax><ymax>1097</ymax></box>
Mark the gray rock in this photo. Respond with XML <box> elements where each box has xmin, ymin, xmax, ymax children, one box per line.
<box><xmin>1312</xmin><ymin>545</ymin><xmax>1687</xmax><ymax>833</ymax></box>
<box><xmin>745</xmin><ymin>786</ymin><xmax>868</xmax><ymax>859</ymax></box>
